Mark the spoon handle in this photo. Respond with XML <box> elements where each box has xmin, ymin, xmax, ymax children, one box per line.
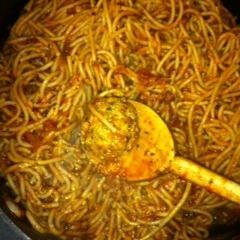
<box><xmin>170</xmin><ymin>156</ymin><xmax>240</xmax><ymax>204</ymax></box>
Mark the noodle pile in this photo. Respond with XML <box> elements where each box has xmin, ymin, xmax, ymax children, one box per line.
<box><xmin>0</xmin><ymin>0</ymin><xmax>240</xmax><ymax>239</ymax></box>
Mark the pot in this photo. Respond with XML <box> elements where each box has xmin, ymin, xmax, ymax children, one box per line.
<box><xmin>0</xmin><ymin>0</ymin><xmax>240</xmax><ymax>239</ymax></box>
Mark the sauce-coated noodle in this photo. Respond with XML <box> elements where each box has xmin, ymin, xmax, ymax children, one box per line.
<box><xmin>0</xmin><ymin>0</ymin><xmax>240</xmax><ymax>239</ymax></box>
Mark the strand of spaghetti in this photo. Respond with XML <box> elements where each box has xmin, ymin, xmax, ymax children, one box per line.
<box><xmin>89</xmin><ymin>15</ymin><xmax>97</xmax><ymax>61</ymax></box>
<box><xmin>0</xmin><ymin>102</ymin><xmax>21</xmax><ymax>126</ymax></box>
<box><xmin>12</xmin><ymin>76</ymin><xmax>30</xmax><ymax>126</ymax></box>
<box><xmin>103</xmin><ymin>0</ymin><xmax>112</xmax><ymax>33</ymax></box>
<box><xmin>6</xmin><ymin>143</ymin><xmax>72</xmax><ymax>165</ymax></box>
<box><xmin>88</xmin><ymin>104</ymin><xmax>117</xmax><ymax>132</ymax></box>
<box><xmin>48</xmin><ymin>0</ymin><xmax>57</xmax><ymax>19</ymax></box>
<box><xmin>48</xmin><ymin>209</ymin><xmax>61</xmax><ymax>235</ymax></box>
<box><xmin>156</xmin><ymin>36</ymin><xmax>183</xmax><ymax>72</ymax></box>
<box><xmin>136</xmin><ymin>0</ymin><xmax>183</xmax><ymax>30</ymax></box>
<box><xmin>25</xmin><ymin>211</ymin><xmax>46</xmax><ymax>233</ymax></box>
<box><xmin>212</xmin><ymin>127</ymin><xmax>235</xmax><ymax>170</ymax></box>
<box><xmin>168</xmin><ymin>0</ymin><xmax>176</xmax><ymax>25</ymax></box>
<box><xmin>3</xmin><ymin>163</ymin><xmax>31</xmax><ymax>175</ymax></box>
<box><xmin>198</xmin><ymin>64</ymin><xmax>238</xmax><ymax>134</ymax></box>
<box><xmin>226</xmin><ymin>142</ymin><xmax>240</xmax><ymax>174</ymax></box>
<box><xmin>140</xmin><ymin>183</ymin><xmax>192</xmax><ymax>240</ymax></box>
<box><xmin>16</xmin><ymin>118</ymin><xmax>48</xmax><ymax>147</ymax></box>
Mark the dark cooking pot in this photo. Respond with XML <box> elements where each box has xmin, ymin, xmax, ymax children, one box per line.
<box><xmin>0</xmin><ymin>0</ymin><xmax>240</xmax><ymax>239</ymax></box>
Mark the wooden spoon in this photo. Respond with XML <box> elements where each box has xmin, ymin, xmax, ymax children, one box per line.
<box><xmin>82</xmin><ymin>98</ymin><xmax>240</xmax><ymax>204</ymax></box>
<box><xmin>118</xmin><ymin>100</ymin><xmax>240</xmax><ymax>204</ymax></box>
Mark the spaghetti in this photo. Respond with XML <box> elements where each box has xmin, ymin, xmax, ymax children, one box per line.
<box><xmin>0</xmin><ymin>0</ymin><xmax>240</xmax><ymax>239</ymax></box>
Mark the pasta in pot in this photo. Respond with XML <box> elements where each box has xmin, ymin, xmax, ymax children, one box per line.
<box><xmin>0</xmin><ymin>0</ymin><xmax>240</xmax><ymax>239</ymax></box>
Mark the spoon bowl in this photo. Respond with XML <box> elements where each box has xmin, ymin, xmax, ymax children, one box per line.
<box><xmin>119</xmin><ymin>100</ymin><xmax>174</xmax><ymax>181</ymax></box>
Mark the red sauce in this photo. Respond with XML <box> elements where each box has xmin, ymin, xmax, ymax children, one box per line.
<box><xmin>0</xmin><ymin>152</ymin><xmax>11</xmax><ymax>172</ymax></box>
<box><xmin>137</xmin><ymin>68</ymin><xmax>166</xmax><ymax>88</ymax></box>
<box><xmin>43</xmin><ymin>119</ymin><xmax>57</xmax><ymax>131</ymax></box>
<box><xmin>7</xmin><ymin>105</ymin><xmax>18</xmax><ymax>114</ymax></box>
<box><xmin>66</xmin><ymin>7</ymin><xmax>77</xmax><ymax>15</ymax></box>
<box><xmin>115</xmin><ymin>65</ymin><xmax>136</xmax><ymax>77</ymax></box>
<box><xmin>62</xmin><ymin>40</ymin><xmax>72</xmax><ymax>56</ymax></box>
<box><xmin>136</xmin><ymin>69</ymin><xmax>177</xmax><ymax>107</ymax></box>
<box><xmin>23</xmin><ymin>120</ymin><xmax>57</xmax><ymax>150</ymax></box>
<box><xmin>124</xmin><ymin>158</ymin><xmax>154</xmax><ymax>180</ymax></box>
<box><xmin>23</xmin><ymin>132</ymin><xmax>43</xmax><ymax>150</ymax></box>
